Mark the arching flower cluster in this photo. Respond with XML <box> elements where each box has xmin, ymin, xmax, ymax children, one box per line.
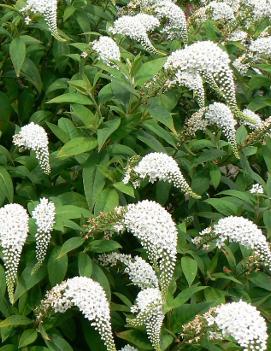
<box><xmin>120</xmin><ymin>200</ymin><xmax>178</xmax><ymax>296</ymax></box>
<box><xmin>196</xmin><ymin>1</ymin><xmax>235</xmax><ymax>23</ymax></box>
<box><xmin>182</xmin><ymin>300</ymin><xmax>268</xmax><ymax>351</ymax></box>
<box><xmin>193</xmin><ymin>216</ymin><xmax>271</xmax><ymax>269</ymax></box>
<box><xmin>204</xmin><ymin>102</ymin><xmax>238</xmax><ymax>157</ymax></box>
<box><xmin>13</xmin><ymin>122</ymin><xmax>51</xmax><ymax>174</ymax></box>
<box><xmin>37</xmin><ymin>277</ymin><xmax>117</xmax><ymax>351</ymax></box>
<box><xmin>100</xmin><ymin>252</ymin><xmax>159</xmax><ymax>289</ymax></box>
<box><xmin>164</xmin><ymin>41</ymin><xmax>237</xmax><ymax>111</ymax></box>
<box><xmin>249</xmin><ymin>36</ymin><xmax>271</xmax><ymax>59</ymax></box>
<box><xmin>32</xmin><ymin>198</ymin><xmax>56</xmax><ymax>266</ymax></box>
<box><xmin>92</xmin><ymin>36</ymin><xmax>121</xmax><ymax>65</ymax></box>
<box><xmin>120</xmin><ymin>0</ymin><xmax>187</xmax><ymax>41</ymax></box>
<box><xmin>242</xmin><ymin>109</ymin><xmax>263</xmax><ymax>129</ymax></box>
<box><xmin>109</xmin><ymin>14</ymin><xmax>159</xmax><ymax>53</ymax></box>
<box><xmin>20</xmin><ymin>0</ymin><xmax>58</xmax><ymax>35</ymax></box>
<box><xmin>128</xmin><ymin>288</ymin><xmax>164</xmax><ymax>351</ymax></box>
<box><xmin>123</xmin><ymin>152</ymin><xmax>200</xmax><ymax>199</ymax></box>
<box><xmin>0</xmin><ymin>204</ymin><xmax>29</xmax><ymax>303</ymax></box>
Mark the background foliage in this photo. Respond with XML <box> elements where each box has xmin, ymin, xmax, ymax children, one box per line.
<box><xmin>0</xmin><ymin>0</ymin><xmax>271</xmax><ymax>350</ymax></box>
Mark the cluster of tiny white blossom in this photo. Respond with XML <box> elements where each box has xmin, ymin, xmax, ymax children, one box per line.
<box><xmin>20</xmin><ymin>0</ymin><xmax>58</xmax><ymax>35</ymax></box>
<box><xmin>205</xmin><ymin>1</ymin><xmax>235</xmax><ymax>22</ymax></box>
<box><xmin>208</xmin><ymin>301</ymin><xmax>268</xmax><ymax>350</ymax></box>
<box><xmin>242</xmin><ymin>109</ymin><xmax>263</xmax><ymax>129</ymax></box>
<box><xmin>129</xmin><ymin>288</ymin><xmax>164</xmax><ymax>351</ymax></box>
<box><xmin>165</xmin><ymin>71</ymin><xmax>205</xmax><ymax>107</ymax></box>
<box><xmin>249</xmin><ymin>36</ymin><xmax>271</xmax><ymax>58</ymax></box>
<box><xmin>100</xmin><ymin>252</ymin><xmax>159</xmax><ymax>289</ymax></box>
<box><xmin>195</xmin><ymin>216</ymin><xmax>271</xmax><ymax>269</ymax></box>
<box><xmin>164</xmin><ymin>41</ymin><xmax>237</xmax><ymax>110</ymax></box>
<box><xmin>92</xmin><ymin>36</ymin><xmax>121</xmax><ymax>65</ymax></box>
<box><xmin>182</xmin><ymin>300</ymin><xmax>268</xmax><ymax>350</ymax></box>
<box><xmin>204</xmin><ymin>102</ymin><xmax>238</xmax><ymax>157</ymax></box>
<box><xmin>109</xmin><ymin>14</ymin><xmax>159</xmax><ymax>52</ymax></box>
<box><xmin>244</xmin><ymin>0</ymin><xmax>271</xmax><ymax>21</ymax></box>
<box><xmin>250</xmin><ymin>183</ymin><xmax>264</xmax><ymax>194</ymax></box>
<box><xmin>119</xmin><ymin>346</ymin><xmax>138</xmax><ymax>351</ymax></box>
<box><xmin>32</xmin><ymin>198</ymin><xmax>55</xmax><ymax>266</ymax></box>
<box><xmin>13</xmin><ymin>122</ymin><xmax>51</xmax><ymax>174</ymax></box>
<box><xmin>123</xmin><ymin>152</ymin><xmax>200</xmax><ymax>198</ymax></box>
<box><xmin>121</xmin><ymin>200</ymin><xmax>177</xmax><ymax>296</ymax></box>
<box><xmin>152</xmin><ymin>0</ymin><xmax>187</xmax><ymax>40</ymax></box>
<box><xmin>0</xmin><ymin>204</ymin><xmax>29</xmax><ymax>303</ymax></box>
<box><xmin>38</xmin><ymin>277</ymin><xmax>117</xmax><ymax>351</ymax></box>
<box><xmin>228</xmin><ymin>30</ymin><xmax>248</xmax><ymax>43</ymax></box>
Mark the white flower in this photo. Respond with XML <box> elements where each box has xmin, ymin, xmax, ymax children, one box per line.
<box><xmin>122</xmin><ymin>200</ymin><xmax>177</xmax><ymax>296</ymax></box>
<box><xmin>204</xmin><ymin>103</ymin><xmax>238</xmax><ymax>157</ymax></box>
<box><xmin>166</xmin><ymin>71</ymin><xmax>205</xmax><ymax>107</ymax></box>
<box><xmin>13</xmin><ymin>122</ymin><xmax>51</xmax><ymax>174</ymax></box>
<box><xmin>109</xmin><ymin>14</ymin><xmax>159</xmax><ymax>52</ymax></box>
<box><xmin>129</xmin><ymin>288</ymin><xmax>164</xmax><ymax>351</ymax></box>
<box><xmin>207</xmin><ymin>1</ymin><xmax>235</xmax><ymax>21</ymax></box>
<box><xmin>210</xmin><ymin>301</ymin><xmax>268</xmax><ymax>351</ymax></box>
<box><xmin>242</xmin><ymin>109</ymin><xmax>263</xmax><ymax>129</ymax></box>
<box><xmin>100</xmin><ymin>253</ymin><xmax>159</xmax><ymax>289</ymax></box>
<box><xmin>119</xmin><ymin>346</ymin><xmax>138</xmax><ymax>351</ymax></box>
<box><xmin>164</xmin><ymin>41</ymin><xmax>237</xmax><ymax>110</ymax></box>
<box><xmin>228</xmin><ymin>30</ymin><xmax>248</xmax><ymax>42</ymax></box>
<box><xmin>92</xmin><ymin>36</ymin><xmax>121</xmax><ymax>65</ymax></box>
<box><xmin>32</xmin><ymin>198</ymin><xmax>55</xmax><ymax>265</ymax></box>
<box><xmin>129</xmin><ymin>152</ymin><xmax>200</xmax><ymax>198</ymax></box>
<box><xmin>197</xmin><ymin>216</ymin><xmax>271</xmax><ymax>269</ymax></box>
<box><xmin>250</xmin><ymin>183</ymin><xmax>264</xmax><ymax>194</ymax></box>
<box><xmin>38</xmin><ymin>277</ymin><xmax>117</xmax><ymax>351</ymax></box>
<box><xmin>152</xmin><ymin>0</ymin><xmax>187</xmax><ymax>40</ymax></box>
<box><xmin>249</xmin><ymin>36</ymin><xmax>271</xmax><ymax>58</ymax></box>
<box><xmin>20</xmin><ymin>0</ymin><xmax>58</xmax><ymax>35</ymax></box>
<box><xmin>243</xmin><ymin>0</ymin><xmax>271</xmax><ymax>20</ymax></box>
<box><xmin>0</xmin><ymin>204</ymin><xmax>29</xmax><ymax>303</ymax></box>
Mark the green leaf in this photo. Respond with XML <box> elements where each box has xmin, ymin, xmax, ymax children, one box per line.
<box><xmin>249</xmin><ymin>272</ymin><xmax>271</xmax><ymax>291</ymax></box>
<box><xmin>0</xmin><ymin>166</ymin><xmax>13</xmax><ymax>203</ymax></box>
<box><xmin>97</xmin><ymin>118</ymin><xmax>121</xmax><ymax>151</ymax></box>
<box><xmin>21</xmin><ymin>58</ymin><xmax>43</xmax><ymax>93</ymax></box>
<box><xmin>48</xmin><ymin>247</ymin><xmax>68</xmax><ymax>286</ymax></box>
<box><xmin>0</xmin><ymin>315</ymin><xmax>32</xmax><ymax>328</ymax></box>
<box><xmin>45</xmin><ymin>334</ymin><xmax>73</xmax><ymax>351</ymax></box>
<box><xmin>135</xmin><ymin>57</ymin><xmax>166</xmax><ymax>86</ymax></box>
<box><xmin>47</xmin><ymin>93</ymin><xmax>93</xmax><ymax>105</ymax></box>
<box><xmin>113</xmin><ymin>182</ymin><xmax>135</xmax><ymax>197</ymax></box>
<box><xmin>9</xmin><ymin>37</ymin><xmax>26</xmax><ymax>77</ymax></box>
<box><xmin>166</xmin><ymin>286</ymin><xmax>207</xmax><ymax>312</ymax></box>
<box><xmin>57</xmin><ymin>137</ymin><xmax>97</xmax><ymax>158</ymax></box>
<box><xmin>19</xmin><ymin>329</ymin><xmax>38</xmax><ymax>348</ymax></box>
<box><xmin>88</xmin><ymin>240</ymin><xmax>122</xmax><ymax>253</ymax></box>
<box><xmin>181</xmin><ymin>256</ymin><xmax>198</xmax><ymax>286</ymax></box>
<box><xmin>57</xmin><ymin>237</ymin><xmax>84</xmax><ymax>259</ymax></box>
<box><xmin>117</xmin><ymin>330</ymin><xmax>152</xmax><ymax>350</ymax></box>
<box><xmin>78</xmin><ymin>252</ymin><xmax>93</xmax><ymax>277</ymax></box>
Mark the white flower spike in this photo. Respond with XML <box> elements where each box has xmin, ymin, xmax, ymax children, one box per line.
<box><xmin>0</xmin><ymin>204</ymin><xmax>29</xmax><ymax>303</ymax></box>
<box><xmin>13</xmin><ymin>122</ymin><xmax>51</xmax><ymax>174</ymax></box>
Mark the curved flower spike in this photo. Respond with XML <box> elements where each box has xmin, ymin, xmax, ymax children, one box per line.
<box><xmin>32</xmin><ymin>198</ymin><xmax>55</xmax><ymax>268</ymax></box>
<box><xmin>128</xmin><ymin>288</ymin><xmax>164</xmax><ymax>351</ymax></box>
<box><xmin>193</xmin><ymin>216</ymin><xmax>271</xmax><ymax>269</ymax></box>
<box><xmin>100</xmin><ymin>252</ymin><xmax>159</xmax><ymax>289</ymax></box>
<box><xmin>0</xmin><ymin>204</ymin><xmax>29</xmax><ymax>303</ymax></box>
<box><xmin>37</xmin><ymin>277</ymin><xmax>117</xmax><ymax>351</ymax></box>
<box><xmin>109</xmin><ymin>14</ymin><xmax>159</xmax><ymax>53</ymax></box>
<box><xmin>20</xmin><ymin>0</ymin><xmax>59</xmax><ymax>38</ymax></box>
<box><xmin>164</xmin><ymin>41</ymin><xmax>237</xmax><ymax>111</ymax></box>
<box><xmin>182</xmin><ymin>300</ymin><xmax>268</xmax><ymax>351</ymax></box>
<box><xmin>123</xmin><ymin>152</ymin><xmax>201</xmax><ymax>199</ymax></box>
<box><xmin>13</xmin><ymin>122</ymin><xmax>51</xmax><ymax>174</ymax></box>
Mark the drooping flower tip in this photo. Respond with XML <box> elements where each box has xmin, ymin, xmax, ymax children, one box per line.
<box><xmin>250</xmin><ymin>183</ymin><xmax>264</xmax><ymax>194</ymax></box>
<box><xmin>124</xmin><ymin>152</ymin><xmax>200</xmax><ymax>198</ymax></box>
<box><xmin>13</xmin><ymin>122</ymin><xmax>51</xmax><ymax>174</ymax></box>
<box><xmin>38</xmin><ymin>277</ymin><xmax>117</xmax><ymax>351</ymax></box>
<box><xmin>32</xmin><ymin>198</ymin><xmax>56</xmax><ymax>265</ymax></box>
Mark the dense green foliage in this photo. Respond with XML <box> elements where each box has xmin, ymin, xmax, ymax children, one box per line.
<box><xmin>0</xmin><ymin>0</ymin><xmax>271</xmax><ymax>350</ymax></box>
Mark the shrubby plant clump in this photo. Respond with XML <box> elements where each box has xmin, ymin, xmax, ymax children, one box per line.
<box><xmin>0</xmin><ymin>0</ymin><xmax>271</xmax><ymax>350</ymax></box>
